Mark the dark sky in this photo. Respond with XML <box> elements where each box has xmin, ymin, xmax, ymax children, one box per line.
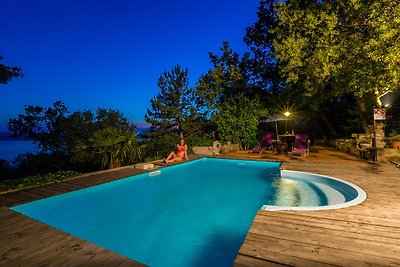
<box><xmin>0</xmin><ymin>0</ymin><xmax>260</xmax><ymax>130</ymax></box>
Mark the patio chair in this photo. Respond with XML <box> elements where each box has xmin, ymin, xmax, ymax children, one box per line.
<box><xmin>291</xmin><ymin>134</ymin><xmax>310</xmax><ymax>157</ymax></box>
<box><xmin>250</xmin><ymin>132</ymin><xmax>274</xmax><ymax>154</ymax></box>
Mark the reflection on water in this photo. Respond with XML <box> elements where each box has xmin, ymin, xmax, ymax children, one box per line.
<box><xmin>273</xmin><ymin>179</ymin><xmax>302</xmax><ymax>206</ymax></box>
<box><xmin>266</xmin><ymin>177</ymin><xmax>329</xmax><ymax>207</ymax></box>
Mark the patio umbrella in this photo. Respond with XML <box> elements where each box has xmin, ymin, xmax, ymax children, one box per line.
<box><xmin>260</xmin><ymin>114</ymin><xmax>288</xmax><ymax>140</ymax></box>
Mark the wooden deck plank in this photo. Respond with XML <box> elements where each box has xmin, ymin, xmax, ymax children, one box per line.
<box><xmin>6</xmin><ymin>190</ymin><xmax>44</xmax><ymax>202</ymax></box>
<box><xmin>255</xmin><ymin>213</ymin><xmax>400</xmax><ymax>239</ymax></box>
<box><xmin>39</xmin><ymin>183</ymin><xmax>76</xmax><ymax>193</ymax></box>
<box><xmin>239</xmin><ymin>235</ymin><xmax>396</xmax><ymax>267</ymax></box>
<box><xmin>65</xmin><ymin>179</ymin><xmax>104</xmax><ymax>187</ymax></box>
<box><xmin>22</xmin><ymin>186</ymin><xmax>62</xmax><ymax>198</ymax></box>
<box><xmin>0</xmin><ymin>191</ymin><xmax>38</xmax><ymax>202</ymax></box>
<box><xmin>44</xmin><ymin>181</ymin><xmax>85</xmax><ymax>192</ymax></box>
<box><xmin>0</xmin><ymin>195</ymin><xmax>17</xmax><ymax>207</ymax></box>
<box><xmin>234</xmin><ymin>254</ymin><xmax>290</xmax><ymax>267</ymax></box>
<box><xmin>248</xmin><ymin>220</ymin><xmax>400</xmax><ymax>257</ymax></box>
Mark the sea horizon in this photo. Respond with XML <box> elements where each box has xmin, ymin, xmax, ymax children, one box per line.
<box><xmin>0</xmin><ymin>127</ymin><xmax>149</xmax><ymax>161</ymax></box>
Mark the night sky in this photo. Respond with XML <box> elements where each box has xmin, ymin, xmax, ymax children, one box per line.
<box><xmin>0</xmin><ymin>0</ymin><xmax>260</xmax><ymax>131</ymax></box>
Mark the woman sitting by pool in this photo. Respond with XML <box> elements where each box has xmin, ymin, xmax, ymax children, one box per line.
<box><xmin>163</xmin><ymin>138</ymin><xmax>188</xmax><ymax>163</ymax></box>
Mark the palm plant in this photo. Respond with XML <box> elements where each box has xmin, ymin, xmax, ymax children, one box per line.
<box><xmin>86</xmin><ymin>126</ymin><xmax>141</xmax><ymax>169</ymax></box>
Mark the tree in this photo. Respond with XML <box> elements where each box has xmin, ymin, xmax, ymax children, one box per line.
<box><xmin>212</xmin><ymin>95</ymin><xmax>268</xmax><ymax>150</ymax></box>
<box><xmin>145</xmin><ymin>65</ymin><xmax>198</xmax><ymax>137</ymax></box>
<box><xmin>196</xmin><ymin>42</ymin><xmax>263</xmax><ymax>114</ymax></box>
<box><xmin>8</xmin><ymin>101</ymin><xmax>135</xmax><ymax>154</ymax></box>
<box><xmin>271</xmin><ymin>0</ymin><xmax>400</xmax><ymax>130</ymax></box>
<box><xmin>8</xmin><ymin>101</ymin><xmax>68</xmax><ymax>152</ymax></box>
<box><xmin>244</xmin><ymin>0</ymin><xmax>283</xmax><ymax>95</ymax></box>
<box><xmin>195</xmin><ymin>42</ymin><xmax>271</xmax><ymax>147</ymax></box>
<box><xmin>0</xmin><ymin>55</ymin><xmax>24</xmax><ymax>84</ymax></box>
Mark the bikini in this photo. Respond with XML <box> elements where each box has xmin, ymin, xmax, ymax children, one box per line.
<box><xmin>176</xmin><ymin>145</ymin><xmax>186</xmax><ymax>159</ymax></box>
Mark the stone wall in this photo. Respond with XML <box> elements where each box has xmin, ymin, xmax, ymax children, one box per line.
<box><xmin>335</xmin><ymin>139</ymin><xmax>359</xmax><ymax>156</ymax></box>
<box><xmin>192</xmin><ymin>141</ymin><xmax>223</xmax><ymax>156</ymax></box>
<box><xmin>377</xmin><ymin>148</ymin><xmax>400</xmax><ymax>163</ymax></box>
<box><xmin>335</xmin><ymin>138</ymin><xmax>400</xmax><ymax>162</ymax></box>
<box><xmin>192</xmin><ymin>141</ymin><xmax>239</xmax><ymax>155</ymax></box>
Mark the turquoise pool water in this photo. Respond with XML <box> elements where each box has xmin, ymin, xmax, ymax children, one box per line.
<box><xmin>12</xmin><ymin>158</ymin><xmax>281</xmax><ymax>267</ymax></box>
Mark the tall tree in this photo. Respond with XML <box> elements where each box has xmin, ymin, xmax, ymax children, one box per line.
<box><xmin>145</xmin><ymin>65</ymin><xmax>197</xmax><ymax>136</ymax></box>
<box><xmin>271</xmin><ymin>0</ymin><xmax>400</xmax><ymax>130</ymax></box>
<box><xmin>195</xmin><ymin>43</ymin><xmax>270</xmax><ymax>147</ymax></box>
<box><xmin>0</xmin><ymin>55</ymin><xmax>24</xmax><ymax>84</ymax></box>
<box><xmin>196</xmin><ymin>42</ymin><xmax>262</xmax><ymax>114</ymax></box>
<box><xmin>244</xmin><ymin>0</ymin><xmax>283</xmax><ymax>95</ymax></box>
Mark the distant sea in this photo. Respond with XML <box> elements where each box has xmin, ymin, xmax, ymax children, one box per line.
<box><xmin>0</xmin><ymin>128</ymin><xmax>148</xmax><ymax>162</ymax></box>
<box><xmin>0</xmin><ymin>139</ymin><xmax>38</xmax><ymax>162</ymax></box>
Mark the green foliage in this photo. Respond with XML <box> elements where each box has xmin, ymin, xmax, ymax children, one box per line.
<box><xmin>193</xmin><ymin>42</ymin><xmax>274</xmax><ymax>149</ymax></box>
<box><xmin>186</xmin><ymin>136</ymin><xmax>214</xmax><ymax>148</ymax></box>
<box><xmin>11</xmin><ymin>152</ymin><xmax>71</xmax><ymax>178</ymax></box>
<box><xmin>0</xmin><ymin>171</ymin><xmax>79</xmax><ymax>192</ymax></box>
<box><xmin>8</xmin><ymin>101</ymin><xmax>135</xmax><ymax>155</ymax></box>
<box><xmin>212</xmin><ymin>95</ymin><xmax>268</xmax><ymax>150</ymax></box>
<box><xmin>7</xmin><ymin>102</ymin><xmax>138</xmax><ymax>175</ymax></box>
<box><xmin>141</xmin><ymin>132</ymin><xmax>180</xmax><ymax>162</ymax></box>
<box><xmin>244</xmin><ymin>0</ymin><xmax>399</xmax><ymax>135</ymax></box>
<box><xmin>0</xmin><ymin>55</ymin><xmax>24</xmax><ymax>84</ymax></box>
<box><xmin>196</xmin><ymin>42</ymin><xmax>260</xmax><ymax>114</ymax></box>
<box><xmin>145</xmin><ymin>65</ymin><xmax>199</xmax><ymax>137</ymax></box>
<box><xmin>0</xmin><ymin>160</ymin><xmax>13</xmax><ymax>181</ymax></box>
<box><xmin>78</xmin><ymin>126</ymin><xmax>141</xmax><ymax>169</ymax></box>
<box><xmin>244</xmin><ymin>0</ymin><xmax>283</xmax><ymax>95</ymax></box>
<box><xmin>387</xmin><ymin>130</ymin><xmax>400</xmax><ymax>142</ymax></box>
<box><xmin>272</xmin><ymin>0</ymin><xmax>400</xmax><ymax>102</ymax></box>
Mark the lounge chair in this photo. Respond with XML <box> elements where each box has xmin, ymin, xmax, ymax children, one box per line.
<box><xmin>291</xmin><ymin>134</ymin><xmax>310</xmax><ymax>157</ymax></box>
<box><xmin>250</xmin><ymin>132</ymin><xmax>274</xmax><ymax>154</ymax></box>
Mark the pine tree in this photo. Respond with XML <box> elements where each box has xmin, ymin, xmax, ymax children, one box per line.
<box><xmin>144</xmin><ymin>65</ymin><xmax>196</xmax><ymax>136</ymax></box>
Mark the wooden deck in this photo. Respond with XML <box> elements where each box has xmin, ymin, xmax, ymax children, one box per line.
<box><xmin>0</xmin><ymin>165</ymin><xmax>152</xmax><ymax>267</ymax></box>
<box><xmin>1</xmin><ymin>150</ymin><xmax>399</xmax><ymax>266</ymax></box>
<box><xmin>229</xmin><ymin>148</ymin><xmax>400</xmax><ymax>266</ymax></box>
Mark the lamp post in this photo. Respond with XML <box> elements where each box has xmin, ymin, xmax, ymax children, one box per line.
<box><xmin>283</xmin><ymin>111</ymin><xmax>291</xmax><ymax>133</ymax></box>
<box><xmin>374</xmin><ymin>91</ymin><xmax>391</xmax><ymax>161</ymax></box>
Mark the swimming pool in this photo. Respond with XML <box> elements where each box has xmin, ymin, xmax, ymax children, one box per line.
<box><xmin>11</xmin><ymin>158</ymin><xmax>366</xmax><ymax>266</ymax></box>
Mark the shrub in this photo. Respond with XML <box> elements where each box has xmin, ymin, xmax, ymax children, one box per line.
<box><xmin>0</xmin><ymin>170</ymin><xmax>80</xmax><ymax>192</ymax></box>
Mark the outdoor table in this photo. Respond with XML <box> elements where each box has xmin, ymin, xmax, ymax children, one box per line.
<box><xmin>278</xmin><ymin>134</ymin><xmax>296</xmax><ymax>152</ymax></box>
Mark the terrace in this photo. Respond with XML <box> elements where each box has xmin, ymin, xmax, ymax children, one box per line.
<box><xmin>0</xmin><ymin>148</ymin><xmax>399</xmax><ymax>266</ymax></box>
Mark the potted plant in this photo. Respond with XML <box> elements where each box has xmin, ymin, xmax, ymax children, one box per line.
<box><xmin>387</xmin><ymin>131</ymin><xmax>400</xmax><ymax>149</ymax></box>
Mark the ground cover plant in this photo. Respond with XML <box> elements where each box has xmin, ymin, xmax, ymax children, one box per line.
<box><xmin>0</xmin><ymin>171</ymin><xmax>80</xmax><ymax>193</ymax></box>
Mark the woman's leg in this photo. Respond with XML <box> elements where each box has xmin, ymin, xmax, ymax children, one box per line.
<box><xmin>164</xmin><ymin>151</ymin><xmax>177</xmax><ymax>163</ymax></box>
<box><xmin>166</xmin><ymin>151</ymin><xmax>176</xmax><ymax>160</ymax></box>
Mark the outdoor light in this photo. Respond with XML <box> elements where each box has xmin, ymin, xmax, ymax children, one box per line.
<box><xmin>376</xmin><ymin>90</ymin><xmax>392</xmax><ymax>108</ymax></box>
<box><xmin>284</xmin><ymin>111</ymin><xmax>291</xmax><ymax>117</ymax></box>
<box><xmin>283</xmin><ymin>111</ymin><xmax>291</xmax><ymax>132</ymax></box>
